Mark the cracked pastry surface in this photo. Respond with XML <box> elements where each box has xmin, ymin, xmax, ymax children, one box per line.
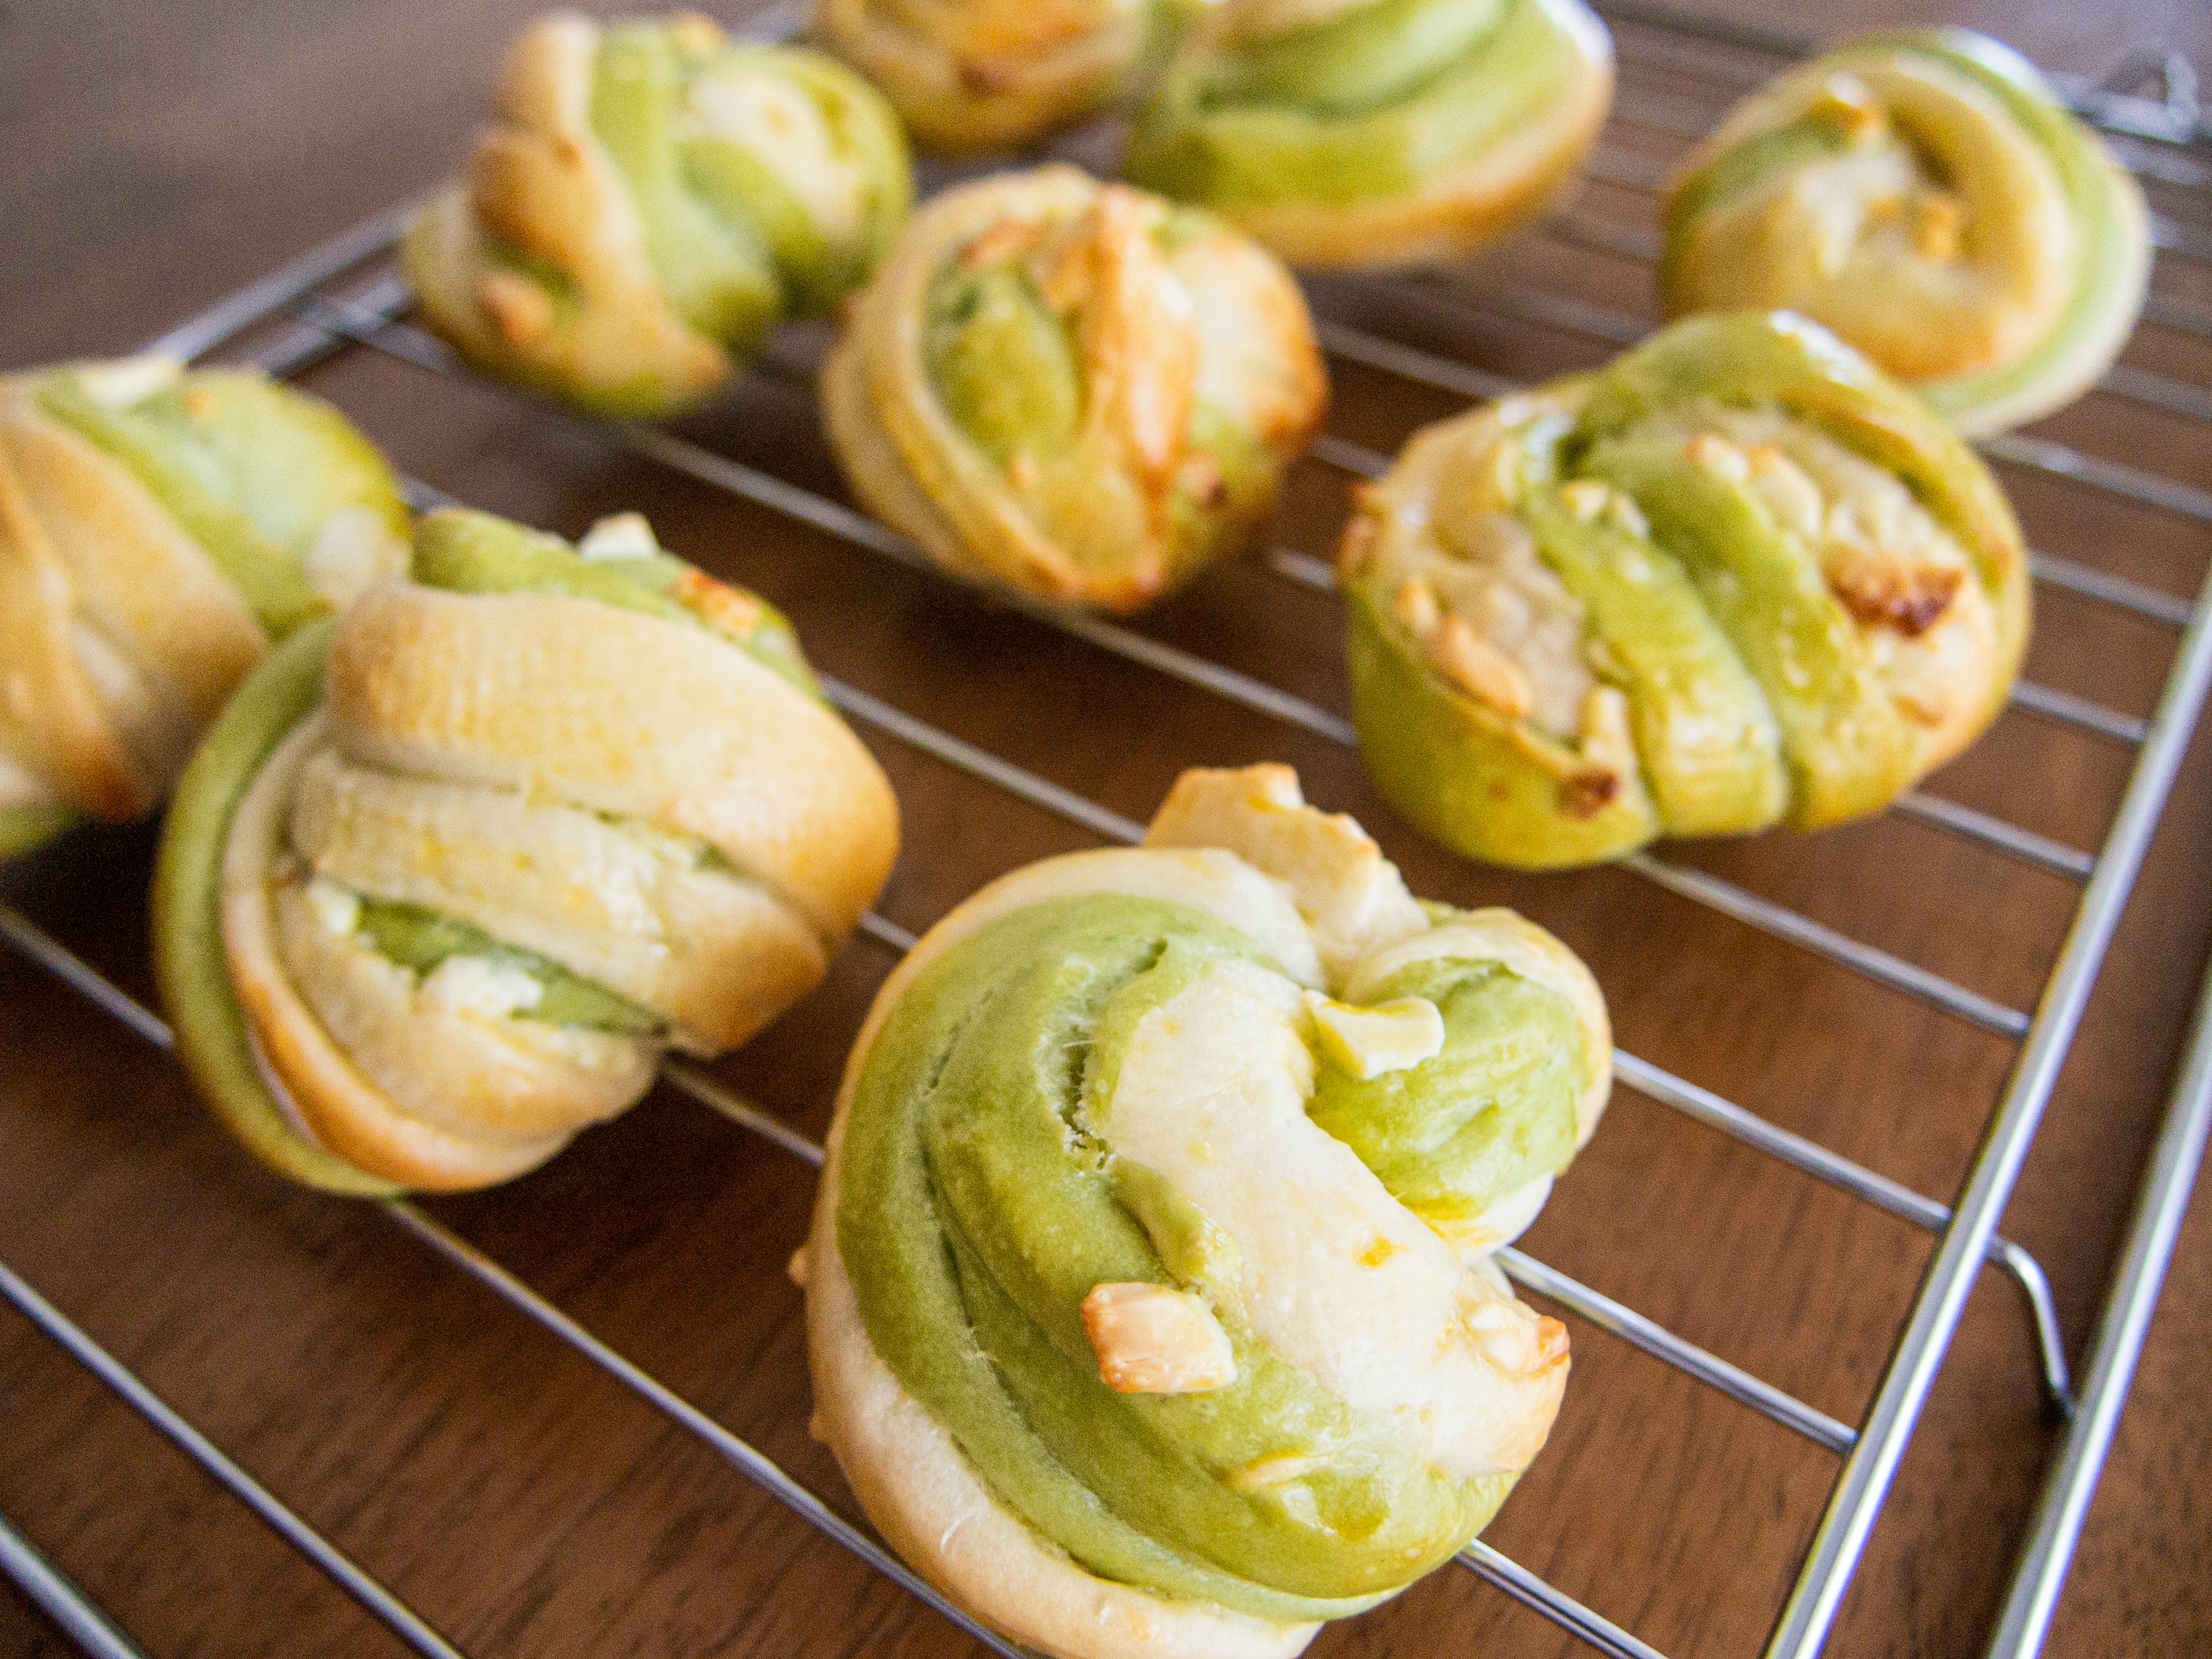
<box><xmin>821</xmin><ymin>165</ymin><xmax>1325</xmax><ymax>613</ymax></box>
<box><xmin>1658</xmin><ymin>29</ymin><xmax>2149</xmax><ymax>437</ymax></box>
<box><xmin>404</xmin><ymin>10</ymin><xmax>911</xmax><ymax>417</ymax></box>
<box><xmin>1124</xmin><ymin>0</ymin><xmax>1613</xmax><ymax>268</ymax></box>
<box><xmin>805</xmin><ymin>763</ymin><xmax>1608</xmax><ymax>1659</ymax></box>
<box><xmin>1336</xmin><ymin>311</ymin><xmax>2029</xmax><ymax>869</ymax></box>
<box><xmin>0</xmin><ymin>356</ymin><xmax>407</xmax><ymax>862</ymax></box>
<box><xmin>153</xmin><ymin>506</ymin><xmax>899</xmax><ymax>1194</ymax></box>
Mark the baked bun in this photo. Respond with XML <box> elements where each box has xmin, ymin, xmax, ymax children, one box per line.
<box><xmin>811</xmin><ymin>0</ymin><xmax>1157</xmax><ymax>153</ymax></box>
<box><xmin>1338</xmin><ymin>311</ymin><xmax>2029</xmax><ymax>869</ymax></box>
<box><xmin>0</xmin><ymin>357</ymin><xmax>407</xmax><ymax>862</ymax></box>
<box><xmin>1124</xmin><ymin>0</ymin><xmax>1613</xmax><ymax>269</ymax></box>
<box><xmin>153</xmin><ymin>507</ymin><xmax>900</xmax><ymax>1194</ymax></box>
<box><xmin>821</xmin><ymin>165</ymin><xmax>1326</xmax><ymax>613</ymax></box>
<box><xmin>806</xmin><ymin>763</ymin><xmax>1607</xmax><ymax>1659</ymax></box>
<box><xmin>1658</xmin><ymin>29</ymin><xmax>2149</xmax><ymax>438</ymax></box>
<box><xmin>405</xmin><ymin>10</ymin><xmax>911</xmax><ymax>418</ymax></box>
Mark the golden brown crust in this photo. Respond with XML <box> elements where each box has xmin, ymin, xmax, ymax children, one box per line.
<box><xmin>322</xmin><ymin>581</ymin><xmax>901</xmax><ymax>942</ymax></box>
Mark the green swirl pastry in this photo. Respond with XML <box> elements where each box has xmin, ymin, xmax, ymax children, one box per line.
<box><xmin>153</xmin><ymin>506</ymin><xmax>900</xmax><ymax>1194</ymax></box>
<box><xmin>1338</xmin><ymin>312</ymin><xmax>2030</xmax><ymax>869</ymax></box>
<box><xmin>810</xmin><ymin>0</ymin><xmax>1170</xmax><ymax>153</ymax></box>
<box><xmin>406</xmin><ymin>10</ymin><xmax>912</xmax><ymax>418</ymax></box>
<box><xmin>1659</xmin><ymin>29</ymin><xmax>2150</xmax><ymax>438</ymax></box>
<box><xmin>1123</xmin><ymin>0</ymin><xmax>1613</xmax><ymax>268</ymax></box>
<box><xmin>822</xmin><ymin>165</ymin><xmax>1328</xmax><ymax>613</ymax></box>
<box><xmin>806</xmin><ymin>764</ymin><xmax>1609</xmax><ymax>1659</ymax></box>
<box><xmin>0</xmin><ymin>356</ymin><xmax>407</xmax><ymax>863</ymax></box>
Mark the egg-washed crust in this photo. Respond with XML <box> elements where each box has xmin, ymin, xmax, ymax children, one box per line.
<box><xmin>1658</xmin><ymin>28</ymin><xmax>2149</xmax><ymax>437</ymax></box>
<box><xmin>806</xmin><ymin>765</ymin><xmax>1599</xmax><ymax>1659</ymax></box>
<box><xmin>821</xmin><ymin>165</ymin><xmax>1325</xmax><ymax>613</ymax></box>
<box><xmin>812</xmin><ymin>0</ymin><xmax>1152</xmax><ymax>154</ymax></box>
<box><xmin>1125</xmin><ymin>0</ymin><xmax>1613</xmax><ymax>270</ymax></box>
<box><xmin>1336</xmin><ymin>312</ymin><xmax>2029</xmax><ymax>868</ymax></box>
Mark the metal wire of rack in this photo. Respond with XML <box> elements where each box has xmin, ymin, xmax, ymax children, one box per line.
<box><xmin>3</xmin><ymin>5</ymin><xmax>2209</xmax><ymax>1658</ymax></box>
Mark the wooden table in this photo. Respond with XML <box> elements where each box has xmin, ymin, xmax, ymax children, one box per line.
<box><xmin>3</xmin><ymin>3</ymin><xmax>2207</xmax><ymax>1656</ymax></box>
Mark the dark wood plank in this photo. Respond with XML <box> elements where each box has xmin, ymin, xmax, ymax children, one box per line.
<box><xmin>2</xmin><ymin>3</ymin><xmax>2207</xmax><ymax>1657</ymax></box>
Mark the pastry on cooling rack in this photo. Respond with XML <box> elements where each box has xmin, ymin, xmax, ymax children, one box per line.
<box><xmin>1658</xmin><ymin>29</ymin><xmax>2150</xmax><ymax>438</ymax></box>
<box><xmin>804</xmin><ymin>763</ymin><xmax>1608</xmax><ymax>1659</ymax></box>
<box><xmin>0</xmin><ymin>357</ymin><xmax>408</xmax><ymax>864</ymax></box>
<box><xmin>1337</xmin><ymin>311</ymin><xmax>2030</xmax><ymax>869</ymax></box>
<box><xmin>1122</xmin><ymin>0</ymin><xmax>1613</xmax><ymax>269</ymax></box>
<box><xmin>153</xmin><ymin>507</ymin><xmax>900</xmax><ymax>1195</ymax></box>
<box><xmin>404</xmin><ymin>10</ymin><xmax>912</xmax><ymax>418</ymax></box>
<box><xmin>811</xmin><ymin>0</ymin><xmax>1162</xmax><ymax>154</ymax></box>
<box><xmin>821</xmin><ymin>165</ymin><xmax>1326</xmax><ymax>613</ymax></box>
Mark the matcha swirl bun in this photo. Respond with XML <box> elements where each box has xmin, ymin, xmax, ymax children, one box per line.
<box><xmin>811</xmin><ymin>0</ymin><xmax>1160</xmax><ymax>154</ymax></box>
<box><xmin>154</xmin><ymin>507</ymin><xmax>900</xmax><ymax>1195</ymax></box>
<box><xmin>806</xmin><ymin>764</ymin><xmax>1607</xmax><ymax>1659</ymax></box>
<box><xmin>1338</xmin><ymin>312</ymin><xmax>2029</xmax><ymax>870</ymax></box>
<box><xmin>1123</xmin><ymin>0</ymin><xmax>1613</xmax><ymax>269</ymax></box>
<box><xmin>406</xmin><ymin>10</ymin><xmax>912</xmax><ymax>418</ymax></box>
<box><xmin>822</xmin><ymin>166</ymin><xmax>1327</xmax><ymax>613</ymax></box>
<box><xmin>1658</xmin><ymin>29</ymin><xmax>2150</xmax><ymax>438</ymax></box>
<box><xmin>0</xmin><ymin>357</ymin><xmax>407</xmax><ymax>863</ymax></box>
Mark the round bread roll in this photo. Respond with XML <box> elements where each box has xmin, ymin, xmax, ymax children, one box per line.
<box><xmin>806</xmin><ymin>763</ymin><xmax>1608</xmax><ymax>1659</ymax></box>
<box><xmin>1658</xmin><ymin>29</ymin><xmax>2150</xmax><ymax>438</ymax></box>
<box><xmin>822</xmin><ymin>165</ymin><xmax>1326</xmax><ymax>613</ymax></box>
<box><xmin>1337</xmin><ymin>311</ymin><xmax>2030</xmax><ymax>869</ymax></box>
<box><xmin>0</xmin><ymin>355</ymin><xmax>408</xmax><ymax>862</ymax></box>
<box><xmin>154</xmin><ymin>506</ymin><xmax>900</xmax><ymax>1194</ymax></box>
<box><xmin>405</xmin><ymin>10</ymin><xmax>911</xmax><ymax>417</ymax></box>
<box><xmin>1124</xmin><ymin>0</ymin><xmax>1613</xmax><ymax>269</ymax></box>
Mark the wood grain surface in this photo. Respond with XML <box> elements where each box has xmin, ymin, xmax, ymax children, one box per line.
<box><xmin>3</xmin><ymin>3</ymin><xmax>2208</xmax><ymax>1657</ymax></box>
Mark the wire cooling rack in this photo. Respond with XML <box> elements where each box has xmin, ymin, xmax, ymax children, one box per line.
<box><xmin>4</xmin><ymin>4</ymin><xmax>2210</xmax><ymax>1657</ymax></box>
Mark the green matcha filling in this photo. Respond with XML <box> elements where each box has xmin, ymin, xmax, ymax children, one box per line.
<box><xmin>925</xmin><ymin>259</ymin><xmax>1083</xmax><ymax>469</ymax></box>
<box><xmin>1308</xmin><ymin>957</ymin><xmax>1580</xmax><ymax>1232</ymax></box>
<box><xmin>340</xmin><ymin>895</ymin><xmax>661</xmax><ymax>1035</ymax></box>
<box><xmin>840</xmin><ymin>892</ymin><xmax>1520</xmax><ymax>1620</ymax></box>
<box><xmin>410</xmin><ymin>506</ymin><xmax>822</xmax><ymax>698</ymax></box>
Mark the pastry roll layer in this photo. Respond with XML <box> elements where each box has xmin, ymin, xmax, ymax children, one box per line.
<box><xmin>406</xmin><ymin>10</ymin><xmax>911</xmax><ymax>417</ymax></box>
<box><xmin>806</xmin><ymin>764</ymin><xmax>1606</xmax><ymax>1659</ymax></box>
<box><xmin>823</xmin><ymin>165</ymin><xmax>1325</xmax><ymax>612</ymax></box>
<box><xmin>0</xmin><ymin>357</ymin><xmax>407</xmax><ymax>857</ymax></box>
<box><xmin>1337</xmin><ymin>312</ymin><xmax>2029</xmax><ymax>869</ymax></box>
<box><xmin>154</xmin><ymin>507</ymin><xmax>899</xmax><ymax>1194</ymax></box>
<box><xmin>1125</xmin><ymin>0</ymin><xmax>1613</xmax><ymax>268</ymax></box>
<box><xmin>1660</xmin><ymin>29</ymin><xmax>2149</xmax><ymax>437</ymax></box>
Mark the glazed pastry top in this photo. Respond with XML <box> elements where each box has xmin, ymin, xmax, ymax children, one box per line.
<box><xmin>1660</xmin><ymin>29</ymin><xmax>2149</xmax><ymax>437</ymax></box>
<box><xmin>406</xmin><ymin>10</ymin><xmax>911</xmax><ymax>416</ymax></box>
<box><xmin>0</xmin><ymin>357</ymin><xmax>407</xmax><ymax>847</ymax></box>
<box><xmin>155</xmin><ymin>507</ymin><xmax>899</xmax><ymax>1194</ymax></box>
<box><xmin>819</xmin><ymin>766</ymin><xmax>1604</xmax><ymax>1633</ymax></box>
<box><xmin>824</xmin><ymin>166</ymin><xmax>1325</xmax><ymax>612</ymax></box>
<box><xmin>1338</xmin><ymin>312</ymin><xmax>2029</xmax><ymax>866</ymax></box>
